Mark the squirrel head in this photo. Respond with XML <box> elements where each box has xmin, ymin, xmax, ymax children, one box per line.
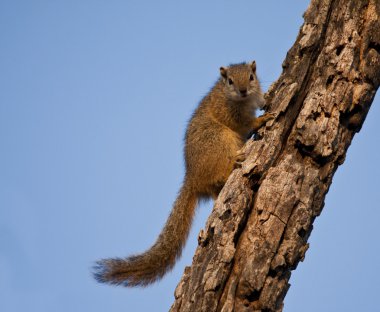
<box><xmin>219</xmin><ymin>61</ymin><xmax>265</xmax><ymax>108</ymax></box>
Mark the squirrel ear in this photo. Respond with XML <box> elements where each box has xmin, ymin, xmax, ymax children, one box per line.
<box><xmin>251</xmin><ymin>61</ymin><xmax>256</xmax><ymax>72</ymax></box>
<box><xmin>220</xmin><ymin>67</ymin><xmax>227</xmax><ymax>79</ymax></box>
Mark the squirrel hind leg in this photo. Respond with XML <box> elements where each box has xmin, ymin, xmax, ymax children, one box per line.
<box><xmin>209</xmin><ymin>182</ymin><xmax>225</xmax><ymax>200</ymax></box>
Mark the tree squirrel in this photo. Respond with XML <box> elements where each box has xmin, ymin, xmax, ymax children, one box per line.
<box><xmin>94</xmin><ymin>61</ymin><xmax>274</xmax><ymax>287</ymax></box>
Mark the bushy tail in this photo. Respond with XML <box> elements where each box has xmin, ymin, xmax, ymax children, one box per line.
<box><xmin>93</xmin><ymin>183</ymin><xmax>198</xmax><ymax>287</ymax></box>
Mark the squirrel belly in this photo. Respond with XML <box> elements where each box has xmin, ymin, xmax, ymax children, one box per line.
<box><xmin>93</xmin><ymin>61</ymin><xmax>274</xmax><ymax>287</ymax></box>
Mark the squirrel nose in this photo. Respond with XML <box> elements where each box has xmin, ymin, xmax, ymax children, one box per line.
<box><xmin>240</xmin><ymin>89</ymin><xmax>247</xmax><ymax>97</ymax></box>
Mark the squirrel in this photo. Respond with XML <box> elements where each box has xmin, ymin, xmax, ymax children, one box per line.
<box><xmin>93</xmin><ymin>61</ymin><xmax>274</xmax><ymax>287</ymax></box>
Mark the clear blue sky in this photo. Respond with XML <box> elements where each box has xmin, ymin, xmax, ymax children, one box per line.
<box><xmin>1</xmin><ymin>1</ymin><xmax>379</xmax><ymax>311</ymax></box>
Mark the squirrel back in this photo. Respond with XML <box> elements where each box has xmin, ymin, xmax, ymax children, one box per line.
<box><xmin>94</xmin><ymin>61</ymin><xmax>272</xmax><ymax>287</ymax></box>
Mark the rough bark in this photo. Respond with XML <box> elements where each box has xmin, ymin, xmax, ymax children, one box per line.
<box><xmin>170</xmin><ymin>0</ymin><xmax>380</xmax><ymax>311</ymax></box>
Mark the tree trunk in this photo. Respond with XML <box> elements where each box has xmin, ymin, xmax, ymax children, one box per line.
<box><xmin>170</xmin><ymin>0</ymin><xmax>380</xmax><ymax>311</ymax></box>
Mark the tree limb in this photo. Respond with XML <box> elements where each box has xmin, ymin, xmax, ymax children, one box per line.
<box><xmin>170</xmin><ymin>0</ymin><xmax>380</xmax><ymax>311</ymax></box>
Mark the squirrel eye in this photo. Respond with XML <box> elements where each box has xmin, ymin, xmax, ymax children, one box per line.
<box><xmin>228</xmin><ymin>78</ymin><xmax>234</xmax><ymax>85</ymax></box>
<box><xmin>249</xmin><ymin>74</ymin><xmax>255</xmax><ymax>81</ymax></box>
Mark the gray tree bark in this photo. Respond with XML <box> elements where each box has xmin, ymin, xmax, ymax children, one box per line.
<box><xmin>170</xmin><ymin>0</ymin><xmax>380</xmax><ymax>311</ymax></box>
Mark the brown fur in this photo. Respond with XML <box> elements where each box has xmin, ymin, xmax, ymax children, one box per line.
<box><xmin>94</xmin><ymin>61</ymin><xmax>274</xmax><ymax>287</ymax></box>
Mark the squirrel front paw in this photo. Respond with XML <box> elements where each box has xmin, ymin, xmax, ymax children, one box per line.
<box><xmin>261</xmin><ymin>112</ymin><xmax>276</xmax><ymax>122</ymax></box>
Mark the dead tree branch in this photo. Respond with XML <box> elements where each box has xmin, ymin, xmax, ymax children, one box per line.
<box><xmin>170</xmin><ymin>0</ymin><xmax>380</xmax><ymax>311</ymax></box>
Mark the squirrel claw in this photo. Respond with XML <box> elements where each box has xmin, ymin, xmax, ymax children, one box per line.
<box><xmin>234</xmin><ymin>150</ymin><xmax>246</xmax><ymax>169</ymax></box>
